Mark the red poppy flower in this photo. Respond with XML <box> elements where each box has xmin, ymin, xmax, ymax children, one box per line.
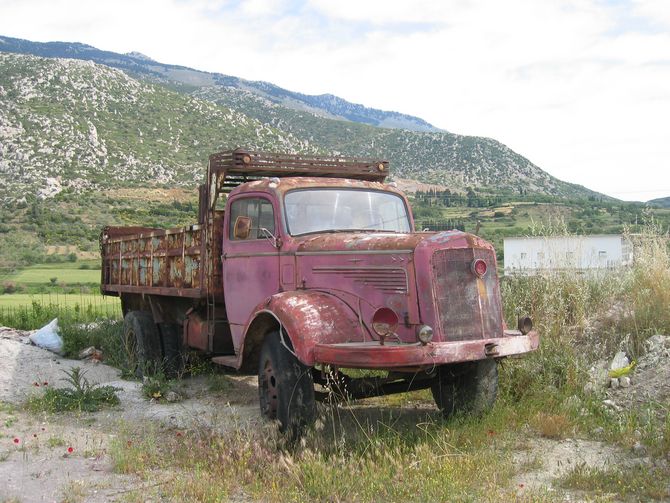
<box><xmin>13</xmin><ymin>438</ymin><xmax>19</xmax><ymax>444</ymax></box>
<box><xmin>176</xmin><ymin>432</ymin><xmax>182</xmax><ymax>437</ymax></box>
<box><xmin>33</xmin><ymin>382</ymin><xmax>40</xmax><ymax>387</ymax></box>
<box><xmin>33</xmin><ymin>434</ymin><xmax>37</xmax><ymax>438</ymax></box>
<box><xmin>67</xmin><ymin>447</ymin><xmax>73</xmax><ymax>453</ymax></box>
<box><xmin>519</xmin><ymin>483</ymin><xmax>525</xmax><ymax>489</ymax></box>
<box><xmin>43</xmin><ymin>382</ymin><xmax>48</xmax><ymax>386</ymax></box>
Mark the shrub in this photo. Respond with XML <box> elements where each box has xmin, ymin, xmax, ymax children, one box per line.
<box><xmin>60</xmin><ymin>319</ymin><xmax>126</xmax><ymax>367</ymax></box>
<box><xmin>500</xmin><ymin>224</ymin><xmax>670</xmax><ymax>402</ymax></box>
<box><xmin>2</xmin><ymin>281</ymin><xmax>17</xmax><ymax>294</ymax></box>
<box><xmin>26</xmin><ymin>367</ymin><xmax>120</xmax><ymax>413</ymax></box>
<box><xmin>625</xmin><ymin>227</ymin><xmax>670</xmax><ymax>346</ymax></box>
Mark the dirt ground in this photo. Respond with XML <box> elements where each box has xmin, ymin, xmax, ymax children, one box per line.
<box><xmin>0</xmin><ymin>329</ymin><xmax>661</xmax><ymax>502</ymax></box>
<box><xmin>0</xmin><ymin>330</ymin><xmax>260</xmax><ymax>503</ymax></box>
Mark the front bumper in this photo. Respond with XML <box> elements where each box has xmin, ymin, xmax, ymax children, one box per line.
<box><xmin>313</xmin><ymin>330</ymin><xmax>539</xmax><ymax>369</ymax></box>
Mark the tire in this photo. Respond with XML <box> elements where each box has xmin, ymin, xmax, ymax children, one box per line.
<box><xmin>159</xmin><ymin>323</ymin><xmax>184</xmax><ymax>378</ymax></box>
<box><xmin>122</xmin><ymin>311</ymin><xmax>162</xmax><ymax>378</ymax></box>
<box><xmin>431</xmin><ymin>359</ymin><xmax>498</xmax><ymax>419</ymax></box>
<box><xmin>258</xmin><ymin>331</ymin><xmax>316</xmax><ymax>439</ymax></box>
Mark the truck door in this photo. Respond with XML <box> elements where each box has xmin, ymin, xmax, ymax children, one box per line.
<box><xmin>222</xmin><ymin>194</ymin><xmax>280</xmax><ymax>351</ymax></box>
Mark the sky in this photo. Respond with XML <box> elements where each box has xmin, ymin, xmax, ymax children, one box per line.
<box><xmin>0</xmin><ymin>0</ymin><xmax>669</xmax><ymax>201</ymax></box>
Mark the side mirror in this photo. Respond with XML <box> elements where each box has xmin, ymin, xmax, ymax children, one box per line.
<box><xmin>233</xmin><ymin>216</ymin><xmax>252</xmax><ymax>240</ymax></box>
<box><xmin>260</xmin><ymin>227</ymin><xmax>281</xmax><ymax>249</ymax></box>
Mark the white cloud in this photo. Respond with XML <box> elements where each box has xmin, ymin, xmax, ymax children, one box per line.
<box><xmin>0</xmin><ymin>0</ymin><xmax>668</xmax><ymax>200</ymax></box>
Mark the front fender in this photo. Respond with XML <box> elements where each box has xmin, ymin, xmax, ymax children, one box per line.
<box><xmin>247</xmin><ymin>290</ymin><xmax>369</xmax><ymax>366</ymax></box>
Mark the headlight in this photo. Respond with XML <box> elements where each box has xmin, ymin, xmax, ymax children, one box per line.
<box><xmin>371</xmin><ymin>308</ymin><xmax>399</xmax><ymax>340</ymax></box>
<box><xmin>518</xmin><ymin>316</ymin><xmax>533</xmax><ymax>335</ymax></box>
<box><xmin>417</xmin><ymin>325</ymin><xmax>434</xmax><ymax>345</ymax></box>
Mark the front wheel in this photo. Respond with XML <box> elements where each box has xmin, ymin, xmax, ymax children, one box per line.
<box><xmin>431</xmin><ymin>359</ymin><xmax>498</xmax><ymax>419</ymax></box>
<box><xmin>258</xmin><ymin>331</ymin><xmax>316</xmax><ymax>439</ymax></box>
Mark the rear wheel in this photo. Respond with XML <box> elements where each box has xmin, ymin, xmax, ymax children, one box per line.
<box><xmin>159</xmin><ymin>322</ymin><xmax>184</xmax><ymax>378</ymax></box>
<box><xmin>431</xmin><ymin>359</ymin><xmax>498</xmax><ymax>419</ymax></box>
<box><xmin>122</xmin><ymin>311</ymin><xmax>162</xmax><ymax>378</ymax></box>
<box><xmin>258</xmin><ymin>331</ymin><xmax>316</xmax><ymax>439</ymax></box>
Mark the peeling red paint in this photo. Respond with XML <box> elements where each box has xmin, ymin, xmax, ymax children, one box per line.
<box><xmin>101</xmin><ymin>149</ymin><xmax>539</xmax><ymax>373</ymax></box>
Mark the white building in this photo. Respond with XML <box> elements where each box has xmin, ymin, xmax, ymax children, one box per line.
<box><xmin>503</xmin><ymin>234</ymin><xmax>633</xmax><ymax>275</ymax></box>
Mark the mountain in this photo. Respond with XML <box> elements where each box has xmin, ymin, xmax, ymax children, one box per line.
<box><xmin>193</xmin><ymin>86</ymin><xmax>598</xmax><ymax>196</ymax></box>
<box><xmin>647</xmin><ymin>196</ymin><xmax>670</xmax><ymax>208</ymax></box>
<box><xmin>0</xmin><ymin>51</ymin><xmax>602</xmax><ymax>203</ymax></box>
<box><xmin>0</xmin><ymin>34</ymin><xmax>438</xmax><ymax>133</ymax></box>
<box><xmin>0</xmin><ymin>52</ymin><xmax>316</xmax><ymax>202</ymax></box>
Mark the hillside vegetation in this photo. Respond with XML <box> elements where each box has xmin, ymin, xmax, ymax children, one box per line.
<box><xmin>1</xmin><ymin>51</ymin><xmax>665</xmax><ymax>272</ymax></box>
<box><xmin>0</xmin><ymin>52</ymin><xmax>601</xmax><ymax>202</ymax></box>
<box><xmin>0</xmin><ymin>53</ymin><xmax>315</xmax><ymax>203</ymax></box>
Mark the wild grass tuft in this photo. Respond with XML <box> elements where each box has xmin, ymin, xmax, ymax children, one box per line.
<box><xmin>110</xmin><ymin>411</ymin><xmax>520</xmax><ymax>502</ymax></box>
<box><xmin>559</xmin><ymin>464</ymin><xmax>670</xmax><ymax>500</ymax></box>
<box><xmin>140</xmin><ymin>371</ymin><xmax>183</xmax><ymax>402</ymax></box>
<box><xmin>26</xmin><ymin>367</ymin><xmax>120</xmax><ymax>413</ymax></box>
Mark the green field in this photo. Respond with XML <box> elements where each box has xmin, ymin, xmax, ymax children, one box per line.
<box><xmin>6</xmin><ymin>262</ymin><xmax>101</xmax><ymax>285</ymax></box>
<box><xmin>0</xmin><ymin>293</ymin><xmax>118</xmax><ymax>309</ymax></box>
<box><xmin>0</xmin><ymin>292</ymin><xmax>121</xmax><ymax>329</ymax></box>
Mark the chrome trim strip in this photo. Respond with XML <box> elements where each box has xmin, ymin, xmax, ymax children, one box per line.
<box><xmin>224</xmin><ymin>252</ymin><xmax>289</xmax><ymax>258</ymax></box>
<box><xmin>296</xmin><ymin>249</ymin><xmax>413</xmax><ymax>256</ymax></box>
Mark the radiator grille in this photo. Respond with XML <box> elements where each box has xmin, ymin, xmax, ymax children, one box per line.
<box><xmin>431</xmin><ymin>248</ymin><xmax>502</xmax><ymax>341</ymax></box>
<box><xmin>312</xmin><ymin>266</ymin><xmax>407</xmax><ymax>294</ymax></box>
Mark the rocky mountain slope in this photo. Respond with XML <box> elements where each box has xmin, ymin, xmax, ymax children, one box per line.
<box><xmin>0</xmin><ymin>50</ymin><xmax>602</xmax><ymax>203</ymax></box>
<box><xmin>0</xmin><ymin>34</ymin><xmax>438</xmax><ymax>133</ymax></box>
<box><xmin>0</xmin><ymin>53</ymin><xmax>315</xmax><ymax>202</ymax></box>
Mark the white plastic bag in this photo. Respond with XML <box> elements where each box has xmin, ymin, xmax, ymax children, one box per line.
<box><xmin>29</xmin><ymin>318</ymin><xmax>63</xmax><ymax>354</ymax></box>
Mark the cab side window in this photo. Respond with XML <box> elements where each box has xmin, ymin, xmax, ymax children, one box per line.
<box><xmin>229</xmin><ymin>198</ymin><xmax>275</xmax><ymax>240</ymax></box>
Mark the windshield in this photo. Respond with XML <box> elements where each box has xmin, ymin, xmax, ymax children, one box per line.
<box><xmin>285</xmin><ymin>189</ymin><xmax>411</xmax><ymax>236</ymax></box>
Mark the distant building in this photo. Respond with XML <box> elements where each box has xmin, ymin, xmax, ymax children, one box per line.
<box><xmin>503</xmin><ymin>234</ymin><xmax>633</xmax><ymax>275</ymax></box>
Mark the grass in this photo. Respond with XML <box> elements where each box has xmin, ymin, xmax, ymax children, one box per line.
<box><xmin>207</xmin><ymin>373</ymin><xmax>233</xmax><ymax>393</ymax></box>
<box><xmin>0</xmin><ymin>293</ymin><xmax>118</xmax><ymax>309</ymax></box>
<box><xmin>7</xmin><ymin>264</ymin><xmax>101</xmax><ymax>285</ymax></box>
<box><xmin>0</xmin><ymin>294</ymin><xmax>121</xmax><ymax>332</ymax></box>
<box><xmin>141</xmin><ymin>372</ymin><xmax>183</xmax><ymax>402</ymax></box>
<box><xmin>105</xmin><ymin>383</ymin><xmax>595</xmax><ymax>503</ymax></box>
<box><xmin>3</xmin><ymin>225</ymin><xmax>669</xmax><ymax>501</ymax></box>
<box><xmin>46</xmin><ymin>436</ymin><xmax>66</xmax><ymax>448</ymax></box>
<box><xmin>26</xmin><ymin>367</ymin><xmax>120</xmax><ymax>413</ymax></box>
<box><xmin>108</xmin><ymin>409</ymin><xmax>522</xmax><ymax>502</ymax></box>
<box><xmin>559</xmin><ymin>464</ymin><xmax>670</xmax><ymax>500</ymax></box>
<box><xmin>0</xmin><ymin>260</ymin><xmax>103</xmax><ymax>295</ymax></box>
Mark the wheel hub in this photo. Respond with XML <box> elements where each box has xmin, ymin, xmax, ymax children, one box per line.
<box><xmin>261</xmin><ymin>359</ymin><xmax>278</xmax><ymax>419</ymax></box>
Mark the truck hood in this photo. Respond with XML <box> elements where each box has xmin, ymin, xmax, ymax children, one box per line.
<box><xmin>294</xmin><ymin>230</ymin><xmax>492</xmax><ymax>253</ymax></box>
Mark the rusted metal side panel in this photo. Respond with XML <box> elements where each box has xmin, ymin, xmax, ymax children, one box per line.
<box><xmin>101</xmin><ymin>224</ymin><xmax>211</xmax><ymax>298</ymax></box>
<box><xmin>206</xmin><ymin>212</ymin><xmax>225</xmax><ymax>298</ymax></box>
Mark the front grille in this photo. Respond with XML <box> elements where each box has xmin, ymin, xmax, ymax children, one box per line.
<box><xmin>431</xmin><ymin>248</ymin><xmax>503</xmax><ymax>341</ymax></box>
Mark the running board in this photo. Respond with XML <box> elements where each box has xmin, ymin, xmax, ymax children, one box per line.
<box><xmin>211</xmin><ymin>355</ymin><xmax>239</xmax><ymax>368</ymax></box>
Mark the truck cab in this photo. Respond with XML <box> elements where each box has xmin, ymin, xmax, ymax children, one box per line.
<box><xmin>101</xmin><ymin>149</ymin><xmax>538</xmax><ymax>437</ymax></box>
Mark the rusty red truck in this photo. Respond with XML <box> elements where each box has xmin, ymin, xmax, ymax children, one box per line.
<box><xmin>101</xmin><ymin>148</ymin><xmax>538</xmax><ymax>435</ymax></box>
